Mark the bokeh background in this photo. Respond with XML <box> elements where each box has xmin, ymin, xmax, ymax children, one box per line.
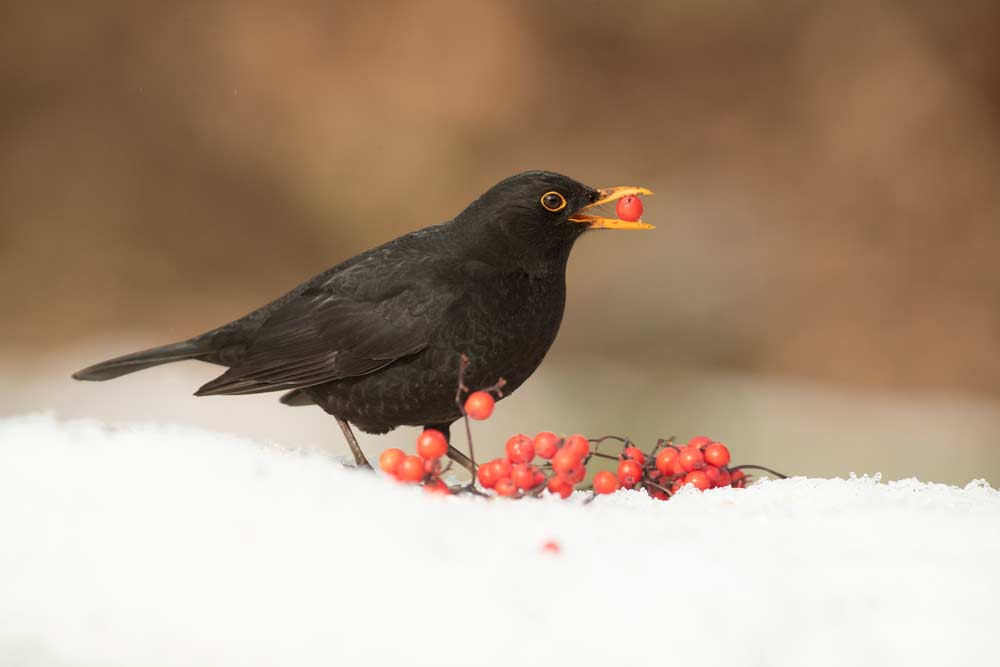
<box><xmin>3</xmin><ymin>0</ymin><xmax>999</xmax><ymax>484</ymax></box>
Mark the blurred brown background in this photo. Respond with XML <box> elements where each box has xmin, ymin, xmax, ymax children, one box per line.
<box><xmin>3</xmin><ymin>0</ymin><xmax>999</xmax><ymax>484</ymax></box>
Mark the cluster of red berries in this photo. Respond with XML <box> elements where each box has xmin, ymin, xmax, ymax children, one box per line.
<box><xmin>379</xmin><ymin>428</ymin><xmax>752</xmax><ymax>502</ymax></box>
<box><xmin>377</xmin><ymin>360</ymin><xmax>763</xmax><ymax>500</ymax></box>
<box><xmin>476</xmin><ymin>432</ymin><xmax>589</xmax><ymax>499</ymax></box>
<box><xmin>378</xmin><ymin>429</ymin><xmax>454</xmax><ymax>496</ymax></box>
<box><xmin>593</xmin><ymin>436</ymin><xmax>747</xmax><ymax>499</ymax></box>
<box><xmin>476</xmin><ymin>433</ymin><xmax>749</xmax><ymax>501</ymax></box>
<box><xmin>376</xmin><ymin>388</ymin><xmax>500</xmax><ymax>495</ymax></box>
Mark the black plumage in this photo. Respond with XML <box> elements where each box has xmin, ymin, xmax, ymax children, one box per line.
<box><xmin>73</xmin><ymin>171</ymin><xmax>653</xmax><ymax>467</ymax></box>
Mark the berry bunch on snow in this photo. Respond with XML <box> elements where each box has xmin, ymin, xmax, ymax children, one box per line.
<box><xmin>377</xmin><ymin>358</ymin><xmax>780</xmax><ymax>499</ymax></box>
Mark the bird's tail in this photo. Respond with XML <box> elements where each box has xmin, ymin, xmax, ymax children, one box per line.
<box><xmin>72</xmin><ymin>339</ymin><xmax>208</xmax><ymax>381</ymax></box>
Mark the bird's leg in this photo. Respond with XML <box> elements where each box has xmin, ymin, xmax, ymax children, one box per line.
<box><xmin>335</xmin><ymin>416</ymin><xmax>372</xmax><ymax>469</ymax></box>
<box><xmin>446</xmin><ymin>446</ymin><xmax>475</xmax><ymax>474</ymax></box>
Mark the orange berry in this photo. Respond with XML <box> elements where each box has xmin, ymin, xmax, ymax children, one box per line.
<box><xmin>687</xmin><ymin>436</ymin><xmax>712</xmax><ymax>449</ymax></box>
<box><xmin>378</xmin><ymin>448</ymin><xmax>405</xmax><ymax>474</ymax></box>
<box><xmin>623</xmin><ymin>446</ymin><xmax>646</xmax><ymax>466</ymax></box>
<box><xmin>678</xmin><ymin>447</ymin><xmax>705</xmax><ymax>472</ymax></box>
<box><xmin>476</xmin><ymin>460</ymin><xmax>500</xmax><ymax>489</ymax></box>
<box><xmin>495</xmin><ymin>478</ymin><xmax>519</xmax><ymax>497</ymax></box>
<box><xmin>487</xmin><ymin>458</ymin><xmax>512</xmax><ymax>481</ymax></box>
<box><xmin>565</xmin><ymin>461</ymin><xmax>586</xmax><ymax>484</ymax></box>
<box><xmin>704</xmin><ymin>443</ymin><xmax>730</xmax><ymax>467</ymax></box>
<box><xmin>464</xmin><ymin>391</ymin><xmax>495</xmax><ymax>420</ymax></box>
<box><xmin>615</xmin><ymin>195</ymin><xmax>643</xmax><ymax>222</ymax></box>
<box><xmin>563</xmin><ymin>434</ymin><xmax>590</xmax><ymax>459</ymax></box>
<box><xmin>505</xmin><ymin>434</ymin><xmax>535</xmax><ymax>464</ymax></box>
<box><xmin>593</xmin><ymin>471</ymin><xmax>619</xmax><ymax>494</ymax></box>
<box><xmin>551</xmin><ymin>447</ymin><xmax>581</xmax><ymax>476</ymax></box>
<box><xmin>511</xmin><ymin>464</ymin><xmax>538</xmax><ymax>490</ymax></box>
<box><xmin>655</xmin><ymin>447</ymin><xmax>679</xmax><ymax>475</ymax></box>
<box><xmin>703</xmin><ymin>465</ymin><xmax>721</xmax><ymax>485</ymax></box>
<box><xmin>396</xmin><ymin>455</ymin><xmax>425</xmax><ymax>483</ymax></box>
<box><xmin>617</xmin><ymin>459</ymin><xmax>643</xmax><ymax>487</ymax></box>
<box><xmin>547</xmin><ymin>476</ymin><xmax>573</xmax><ymax>499</ymax></box>
<box><xmin>416</xmin><ymin>429</ymin><xmax>448</xmax><ymax>460</ymax></box>
<box><xmin>424</xmin><ymin>479</ymin><xmax>451</xmax><ymax>496</ymax></box>
<box><xmin>533</xmin><ymin>432</ymin><xmax>561</xmax><ymax>459</ymax></box>
<box><xmin>684</xmin><ymin>470</ymin><xmax>710</xmax><ymax>491</ymax></box>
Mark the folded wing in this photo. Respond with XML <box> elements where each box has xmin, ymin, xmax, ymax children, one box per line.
<box><xmin>195</xmin><ymin>252</ymin><xmax>451</xmax><ymax>396</ymax></box>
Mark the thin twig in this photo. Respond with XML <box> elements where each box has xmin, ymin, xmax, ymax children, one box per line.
<box><xmin>731</xmin><ymin>464</ymin><xmax>788</xmax><ymax>479</ymax></box>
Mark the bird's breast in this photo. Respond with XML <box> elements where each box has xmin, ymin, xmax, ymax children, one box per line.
<box><xmin>436</xmin><ymin>268</ymin><xmax>567</xmax><ymax>392</ymax></box>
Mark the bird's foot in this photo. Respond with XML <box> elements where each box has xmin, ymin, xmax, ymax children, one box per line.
<box><xmin>335</xmin><ymin>416</ymin><xmax>372</xmax><ymax>470</ymax></box>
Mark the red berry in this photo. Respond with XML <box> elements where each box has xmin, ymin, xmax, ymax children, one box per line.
<box><xmin>477</xmin><ymin>461</ymin><xmax>500</xmax><ymax>489</ymax></box>
<box><xmin>684</xmin><ymin>470</ymin><xmax>710</xmax><ymax>491</ymax></box>
<box><xmin>416</xmin><ymin>429</ymin><xmax>448</xmax><ymax>460</ymax></box>
<box><xmin>565</xmin><ymin>461</ymin><xmax>586</xmax><ymax>484</ymax></box>
<box><xmin>464</xmin><ymin>391</ymin><xmax>495</xmax><ymax>420</ymax></box>
<box><xmin>687</xmin><ymin>435</ymin><xmax>712</xmax><ymax>449</ymax></box>
<box><xmin>493</xmin><ymin>477</ymin><xmax>517</xmax><ymax>498</ymax></box>
<box><xmin>547</xmin><ymin>476</ymin><xmax>573</xmax><ymax>499</ymax></box>
<box><xmin>487</xmin><ymin>458</ymin><xmax>512</xmax><ymax>481</ymax></box>
<box><xmin>717</xmin><ymin>469</ymin><xmax>732</xmax><ymax>487</ymax></box>
<box><xmin>677</xmin><ymin>447</ymin><xmax>705</xmax><ymax>472</ymax></box>
<box><xmin>655</xmin><ymin>447</ymin><xmax>679</xmax><ymax>475</ymax></box>
<box><xmin>378</xmin><ymin>448</ymin><xmax>405</xmax><ymax>474</ymax></box>
<box><xmin>704</xmin><ymin>443</ymin><xmax>730</xmax><ymax>467</ymax></box>
<box><xmin>617</xmin><ymin>459</ymin><xmax>643</xmax><ymax>487</ymax></box>
<box><xmin>423</xmin><ymin>457</ymin><xmax>441</xmax><ymax>475</ymax></box>
<box><xmin>532</xmin><ymin>469</ymin><xmax>547</xmax><ymax>488</ymax></box>
<box><xmin>563</xmin><ymin>435</ymin><xmax>590</xmax><ymax>459</ymax></box>
<box><xmin>623</xmin><ymin>446</ymin><xmax>646</xmax><ymax>466</ymax></box>
<box><xmin>670</xmin><ymin>480</ymin><xmax>685</xmax><ymax>494</ymax></box>
<box><xmin>511</xmin><ymin>464</ymin><xmax>538</xmax><ymax>490</ymax></box>
<box><xmin>424</xmin><ymin>479</ymin><xmax>451</xmax><ymax>496</ymax></box>
<box><xmin>494</xmin><ymin>478</ymin><xmax>519</xmax><ymax>497</ymax></box>
<box><xmin>593</xmin><ymin>470</ymin><xmax>619</xmax><ymax>494</ymax></box>
<box><xmin>541</xmin><ymin>540</ymin><xmax>561</xmax><ymax>554</ymax></box>
<box><xmin>649</xmin><ymin>488</ymin><xmax>669</xmax><ymax>501</ymax></box>
<box><xmin>703</xmin><ymin>465</ymin><xmax>721</xmax><ymax>485</ymax></box>
<box><xmin>731</xmin><ymin>469</ymin><xmax>747</xmax><ymax>488</ymax></box>
<box><xmin>505</xmin><ymin>434</ymin><xmax>535</xmax><ymax>464</ymax></box>
<box><xmin>616</xmin><ymin>194</ymin><xmax>643</xmax><ymax>222</ymax></box>
<box><xmin>396</xmin><ymin>455</ymin><xmax>425</xmax><ymax>483</ymax></box>
<box><xmin>533</xmin><ymin>432</ymin><xmax>561</xmax><ymax>459</ymax></box>
<box><xmin>551</xmin><ymin>447</ymin><xmax>582</xmax><ymax>476</ymax></box>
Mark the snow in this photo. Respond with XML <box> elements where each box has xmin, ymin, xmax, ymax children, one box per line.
<box><xmin>1</xmin><ymin>414</ymin><xmax>998</xmax><ymax>667</ymax></box>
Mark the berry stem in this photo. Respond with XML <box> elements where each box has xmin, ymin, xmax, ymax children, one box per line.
<box><xmin>730</xmin><ymin>464</ymin><xmax>788</xmax><ymax>479</ymax></box>
<box><xmin>454</xmin><ymin>354</ymin><xmax>479</xmax><ymax>485</ymax></box>
<box><xmin>587</xmin><ymin>435</ymin><xmax>630</xmax><ymax>446</ymax></box>
<box><xmin>650</xmin><ymin>437</ymin><xmax>675</xmax><ymax>456</ymax></box>
<box><xmin>643</xmin><ymin>479</ymin><xmax>672</xmax><ymax>495</ymax></box>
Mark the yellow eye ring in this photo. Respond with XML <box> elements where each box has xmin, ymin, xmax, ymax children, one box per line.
<box><xmin>540</xmin><ymin>191</ymin><xmax>567</xmax><ymax>212</ymax></box>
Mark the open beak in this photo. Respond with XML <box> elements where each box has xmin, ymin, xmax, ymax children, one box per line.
<box><xmin>568</xmin><ymin>186</ymin><xmax>655</xmax><ymax>230</ymax></box>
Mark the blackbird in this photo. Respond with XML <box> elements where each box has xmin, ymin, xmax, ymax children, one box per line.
<box><xmin>73</xmin><ymin>171</ymin><xmax>654</xmax><ymax>469</ymax></box>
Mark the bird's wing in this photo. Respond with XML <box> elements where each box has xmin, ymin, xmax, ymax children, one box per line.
<box><xmin>195</xmin><ymin>248</ymin><xmax>454</xmax><ymax>396</ymax></box>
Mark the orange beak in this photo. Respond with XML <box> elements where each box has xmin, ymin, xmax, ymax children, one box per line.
<box><xmin>568</xmin><ymin>186</ymin><xmax>655</xmax><ymax>230</ymax></box>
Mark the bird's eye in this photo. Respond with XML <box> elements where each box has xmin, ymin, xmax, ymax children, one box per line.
<box><xmin>540</xmin><ymin>191</ymin><xmax>567</xmax><ymax>212</ymax></box>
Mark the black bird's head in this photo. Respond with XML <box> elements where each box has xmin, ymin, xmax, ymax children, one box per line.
<box><xmin>454</xmin><ymin>170</ymin><xmax>653</xmax><ymax>264</ymax></box>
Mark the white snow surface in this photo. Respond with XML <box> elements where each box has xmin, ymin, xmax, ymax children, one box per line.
<box><xmin>1</xmin><ymin>414</ymin><xmax>997</xmax><ymax>667</ymax></box>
